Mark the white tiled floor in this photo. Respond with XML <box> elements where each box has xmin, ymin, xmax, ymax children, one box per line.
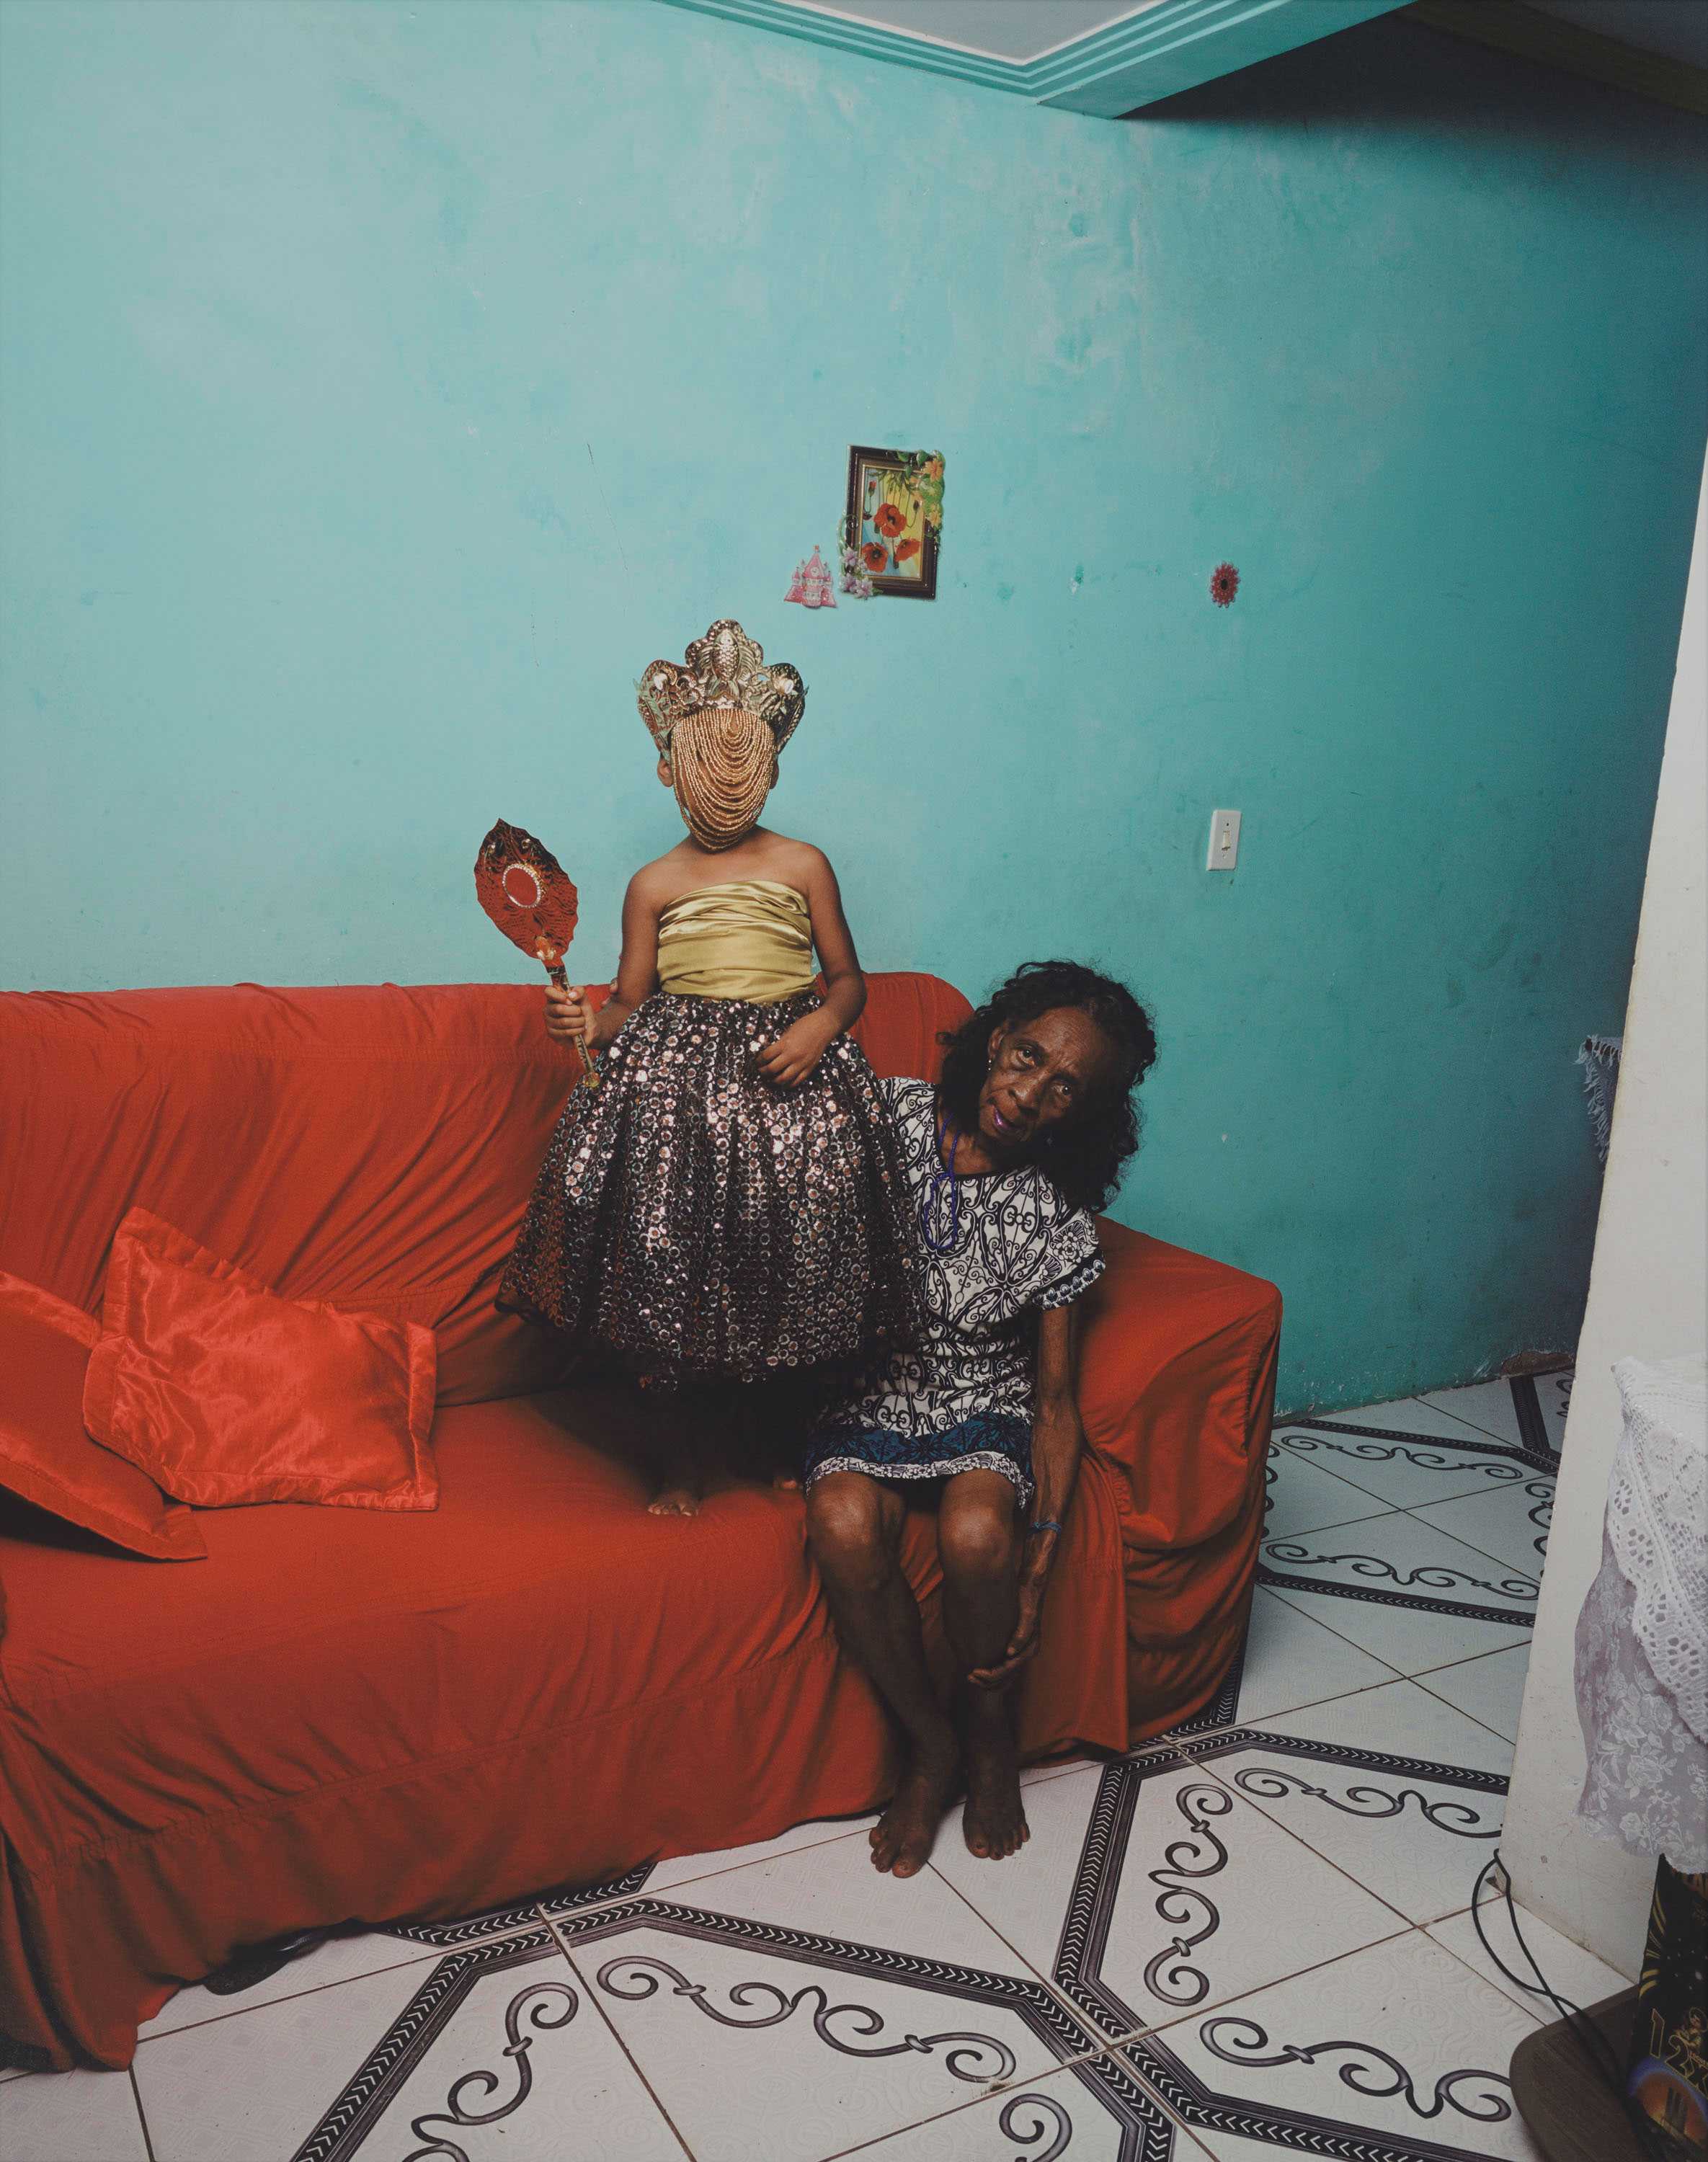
<box><xmin>1417</xmin><ymin>1642</ymin><xmax>1534</xmax><ymax>1742</ymax></box>
<box><xmin>1416</xmin><ymin>1371</ymin><xmax>1573</xmax><ymax>1455</ymax></box>
<box><xmin>8</xmin><ymin>1371</ymin><xmax>1615</xmax><ymax>2162</ymax></box>
<box><xmin>1133</xmin><ymin>1932</ymin><xmax>1549</xmax><ymax>2162</ymax></box>
<box><xmin>1270</xmin><ymin>1402</ymin><xmax>1545</xmax><ymax>1511</ymax></box>
<box><xmin>641</xmin><ymin>1809</ymin><xmax>881</xmax><ymax>1896</ymax></box>
<box><xmin>1258</xmin><ymin>1454</ymin><xmax>1390</xmax><ymax>1544</ymax></box>
<box><xmin>1224</xmin><ymin>1583</ymin><xmax>1398</xmax><ymax>1720</ymax></box>
<box><xmin>0</xmin><ymin>2068</ymin><xmax>151</xmax><ymax>2161</ymax></box>
<box><xmin>1427</xmin><ymin>1890</ymin><xmax>1627</xmax><ymax>2017</ymax></box>
<box><xmin>1184</xmin><ymin>1681</ymin><xmax>1511</xmax><ymax>1925</ymax></box>
<box><xmin>1260</xmin><ymin>1508</ymin><xmax>1539</xmax><ymax>1675</ymax></box>
<box><xmin>1411</xmin><ymin>1477</ymin><xmax>1554</xmax><ymax>1575</ymax></box>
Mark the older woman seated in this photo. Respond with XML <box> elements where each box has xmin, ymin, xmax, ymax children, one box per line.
<box><xmin>803</xmin><ymin>960</ymin><xmax>1157</xmax><ymax>1879</ymax></box>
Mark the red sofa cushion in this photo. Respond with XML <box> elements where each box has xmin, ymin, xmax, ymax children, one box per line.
<box><xmin>84</xmin><ymin>1210</ymin><xmax>437</xmax><ymax>1512</ymax></box>
<box><xmin>0</xmin><ymin>1272</ymin><xmax>204</xmax><ymax>1561</ymax></box>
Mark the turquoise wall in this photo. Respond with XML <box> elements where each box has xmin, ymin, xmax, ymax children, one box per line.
<box><xmin>3</xmin><ymin>1</ymin><xmax>1704</xmax><ymax>1411</ymax></box>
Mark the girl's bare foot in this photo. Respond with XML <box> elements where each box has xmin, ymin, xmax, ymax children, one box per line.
<box><xmin>961</xmin><ymin>1694</ymin><xmax>1028</xmax><ymax>1860</ymax></box>
<box><xmin>648</xmin><ymin>1476</ymin><xmax>702</xmax><ymax>1518</ymax></box>
<box><xmin>631</xmin><ymin>1389</ymin><xmax>711</xmax><ymax>1516</ymax></box>
<box><xmin>869</xmin><ymin>1733</ymin><xmax>958</xmax><ymax>1877</ymax></box>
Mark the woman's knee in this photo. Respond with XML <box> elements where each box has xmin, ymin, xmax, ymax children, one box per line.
<box><xmin>806</xmin><ymin>1474</ymin><xmax>896</xmax><ymax>1582</ymax></box>
<box><xmin>938</xmin><ymin>1484</ymin><xmax>1020</xmax><ymax>1579</ymax></box>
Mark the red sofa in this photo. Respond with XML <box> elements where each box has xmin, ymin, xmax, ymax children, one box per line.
<box><xmin>0</xmin><ymin>972</ymin><xmax>1279</xmax><ymax>2070</ymax></box>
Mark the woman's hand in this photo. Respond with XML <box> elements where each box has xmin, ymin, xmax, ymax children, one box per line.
<box><xmin>756</xmin><ymin>1011</ymin><xmax>837</xmax><ymax>1090</ymax></box>
<box><xmin>969</xmin><ymin>1303</ymin><xmax>1086</xmax><ymax>1689</ymax></box>
<box><xmin>544</xmin><ymin>984</ymin><xmax>597</xmax><ymax>1049</ymax></box>
<box><xmin>968</xmin><ymin>1529</ymin><xmax>1057</xmax><ymax>1690</ymax></box>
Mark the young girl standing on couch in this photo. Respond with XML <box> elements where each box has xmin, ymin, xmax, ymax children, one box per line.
<box><xmin>499</xmin><ymin>619</ymin><xmax>918</xmax><ymax>1516</ymax></box>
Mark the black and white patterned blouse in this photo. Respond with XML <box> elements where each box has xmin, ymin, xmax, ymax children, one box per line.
<box><xmin>812</xmin><ymin>1079</ymin><xmax>1103</xmax><ymax>1476</ymax></box>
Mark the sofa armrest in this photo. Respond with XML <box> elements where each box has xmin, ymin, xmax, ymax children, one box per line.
<box><xmin>1075</xmin><ymin>1219</ymin><xmax>1282</xmax><ymax>1740</ymax></box>
<box><xmin>1078</xmin><ymin>1219</ymin><xmax>1281</xmax><ymax>1547</ymax></box>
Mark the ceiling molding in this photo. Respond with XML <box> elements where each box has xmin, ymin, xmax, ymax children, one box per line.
<box><xmin>1407</xmin><ymin>1</ymin><xmax>1708</xmax><ymax>115</ymax></box>
<box><xmin>1033</xmin><ymin>0</ymin><xmax>1407</xmax><ymax>115</ymax></box>
<box><xmin>655</xmin><ymin>0</ymin><xmax>1410</xmax><ymax>114</ymax></box>
<box><xmin>658</xmin><ymin>0</ymin><xmax>1019</xmax><ymax>89</ymax></box>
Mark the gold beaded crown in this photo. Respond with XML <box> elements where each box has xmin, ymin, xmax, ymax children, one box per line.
<box><xmin>636</xmin><ymin>619</ymin><xmax>806</xmax><ymax>759</ymax></box>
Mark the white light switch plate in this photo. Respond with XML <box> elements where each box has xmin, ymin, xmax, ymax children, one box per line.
<box><xmin>1206</xmin><ymin>807</ymin><xmax>1241</xmax><ymax>871</ymax></box>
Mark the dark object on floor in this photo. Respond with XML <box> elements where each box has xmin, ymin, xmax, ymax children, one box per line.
<box><xmin>202</xmin><ymin>1930</ymin><xmax>329</xmax><ymax>1996</ymax></box>
<box><xmin>1627</xmin><ymin>1859</ymin><xmax>1708</xmax><ymax>2159</ymax></box>
<box><xmin>1511</xmin><ymin>1990</ymin><xmax>1654</xmax><ymax>2162</ymax></box>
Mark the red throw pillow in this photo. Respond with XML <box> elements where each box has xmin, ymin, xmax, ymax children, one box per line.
<box><xmin>0</xmin><ymin>1272</ymin><xmax>205</xmax><ymax>1560</ymax></box>
<box><xmin>84</xmin><ymin>1210</ymin><xmax>438</xmax><ymax>1511</ymax></box>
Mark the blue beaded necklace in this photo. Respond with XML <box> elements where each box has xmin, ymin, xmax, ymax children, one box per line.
<box><xmin>920</xmin><ymin>1110</ymin><xmax>962</xmax><ymax>1254</ymax></box>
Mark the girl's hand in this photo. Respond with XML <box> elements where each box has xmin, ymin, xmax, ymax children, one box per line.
<box><xmin>544</xmin><ymin>984</ymin><xmax>595</xmax><ymax>1048</ymax></box>
<box><xmin>756</xmin><ymin>1013</ymin><xmax>837</xmax><ymax>1090</ymax></box>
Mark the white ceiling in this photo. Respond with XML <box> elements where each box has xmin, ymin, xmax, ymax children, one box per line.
<box><xmin>780</xmin><ymin>0</ymin><xmax>1708</xmax><ymax>68</ymax></box>
<box><xmin>780</xmin><ymin>1</ymin><xmax>1156</xmax><ymax>64</ymax></box>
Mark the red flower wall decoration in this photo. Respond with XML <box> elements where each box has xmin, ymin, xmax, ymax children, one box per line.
<box><xmin>861</xmin><ymin>541</ymin><xmax>890</xmax><ymax>574</ymax></box>
<box><xmin>872</xmin><ymin>502</ymin><xmax>906</xmax><ymax>540</ymax></box>
<box><xmin>1210</xmin><ymin>563</ymin><xmax>1240</xmax><ymax>608</ymax></box>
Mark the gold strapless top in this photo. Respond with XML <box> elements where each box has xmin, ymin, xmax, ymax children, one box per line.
<box><xmin>656</xmin><ymin>880</ymin><xmax>817</xmax><ymax>1002</ymax></box>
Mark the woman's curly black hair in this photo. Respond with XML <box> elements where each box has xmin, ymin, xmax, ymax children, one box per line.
<box><xmin>936</xmin><ymin>961</ymin><xmax>1158</xmax><ymax>1212</ymax></box>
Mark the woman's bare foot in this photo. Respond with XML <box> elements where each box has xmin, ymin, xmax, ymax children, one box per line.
<box><xmin>869</xmin><ymin>1733</ymin><xmax>958</xmax><ymax>1877</ymax></box>
<box><xmin>960</xmin><ymin>1694</ymin><xmax>1028</xmax><ymax>1860</ymax></box>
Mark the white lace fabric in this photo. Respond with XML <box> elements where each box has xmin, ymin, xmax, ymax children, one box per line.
<box><xmin>1575</xmin><ymin>1354</ymin><xmax>1708</xmax><ymax>1871</ymax></box>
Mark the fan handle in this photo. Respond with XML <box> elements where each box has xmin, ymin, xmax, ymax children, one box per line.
<box><xmin>536</xmin><ymin>942</ymin><xmax>601</xmax><ymax>1090</ymax></box>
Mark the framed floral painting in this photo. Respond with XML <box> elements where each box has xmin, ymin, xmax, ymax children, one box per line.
<box><xmin>843</xmin><ymin>445</ymin><xmax>943</xmax><ymax>600</ymax></box>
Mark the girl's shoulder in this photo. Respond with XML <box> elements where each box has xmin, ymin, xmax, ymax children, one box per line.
<box><xmin>750</xmin><ymin>832</ymin><xmax>835</xmax><ymax>886</ymax></box>
<box><xmin>739</xmin><ymin>826</ymin><xmax>835</xmax><ymax>878</ymax></box>
<box><xmin>626</xmin><ymin>849</ymin><xmax>689</xmax><ymax>901</ymax></box>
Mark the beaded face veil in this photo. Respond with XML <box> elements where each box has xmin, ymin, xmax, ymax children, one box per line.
<box><xmin>637</xmin><ymin>620</ymin><xmax>806</xmax><ymax>852</ymax></box>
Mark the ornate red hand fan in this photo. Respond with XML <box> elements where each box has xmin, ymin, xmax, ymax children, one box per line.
<box><xmin>474</xmin><ymin>819</ymin><xmax>600</xmax><ymax>1088</ymax></box>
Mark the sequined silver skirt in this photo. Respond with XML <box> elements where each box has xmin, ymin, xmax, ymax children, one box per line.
<box><xmin>499</xmin><ymin>991</ymin><xmax>920</xmax><ymax>1386</ymax></box>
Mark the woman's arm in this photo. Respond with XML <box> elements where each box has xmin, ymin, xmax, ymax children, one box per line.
<box><xmin>755</xmin><ymin>848</ymin><xmax>866</xmax><ymax>1087</ymax></box>
<box><xmin>543</xmin><ymin>871</ymin><xmax>661</xmax><ymax>1053</ymax></box>
<box><xmin>969</xmin><ymin>1299</ymin><xmax>1085</xmax><ymax>1689</ymax></box>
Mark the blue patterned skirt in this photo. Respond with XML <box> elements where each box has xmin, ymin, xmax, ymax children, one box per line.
<box><xmin>802</xmin><ymin>1412</ymin><xmax>1033</xmax><ymax>1507</ymax></box>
